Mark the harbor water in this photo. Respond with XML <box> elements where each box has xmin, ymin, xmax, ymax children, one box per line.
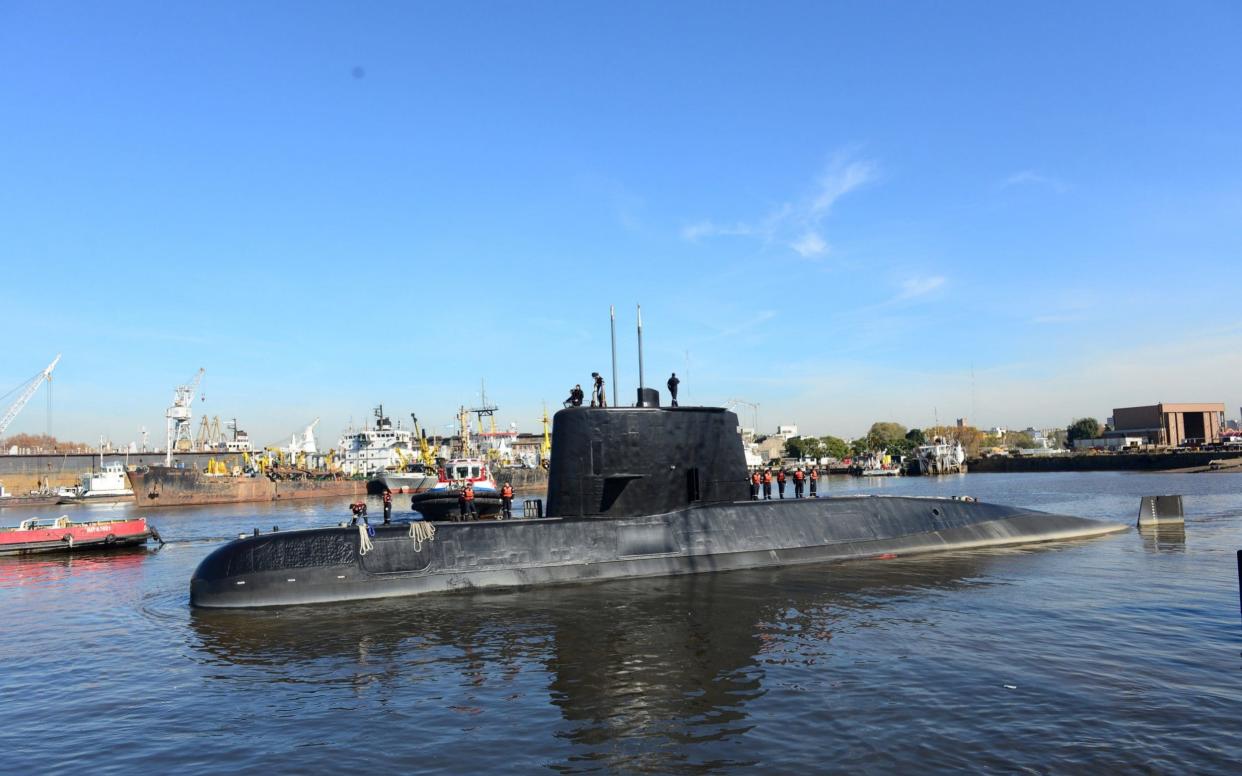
<box><xmin>2</xmin><ymin>472</ymin><xmax>1240</xmax><ymax>773</ymax></box>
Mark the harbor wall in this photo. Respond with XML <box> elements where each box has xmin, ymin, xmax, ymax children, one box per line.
<box><xmin>968</xmin><ymin>450</ymin><xmax>1242</xmax><ymax>473</ymax></box>
<box><xmin>0</xmin><ymin>452</ymin><xmax>244</xmax><ymax>477</ymax></box>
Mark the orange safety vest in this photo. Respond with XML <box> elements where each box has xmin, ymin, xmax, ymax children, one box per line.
<box><xmin>794</xmin><ymin>470</ymin><xmax>804</xmax><ymax>481</ymax></box>
<box><xmin>777</xmin><ymin>470</ymin><xmax>786</xmax><ymax>483</ymax></box>
<box><xmin>463</xmin><ymin>485</ymin><xmax>475</xmax><ymax>501</ymax></box>
<box><xmin>762</xmin><ymin>471</ymin><xmax>772</xmax><ymax>484</ymax></box>
<box><xmin>501</xmin><ymin>484</ymin><xmax>513</xmax><ymax>499</ymax></box>
<box><xmin>750</xmin><ymin>472</ymin><xmax>760</xmax><ymax>485</ymax></box>
<box><xmin>383</xmin><ymin>491</ymin><xmax>392</xmax><ymax>503</ymax></box>
<box><xmin>810</xmin><ymin>469</ymin><xmax>818</xmax><ymax>480</ymax></box>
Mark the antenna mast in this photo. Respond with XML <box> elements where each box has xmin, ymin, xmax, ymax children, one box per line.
<box><xmin>636</xmin><ymin>304</ymin><xmax>645</xmax><ymax>399</ymax></box>
<box><xmin>610</xmin><ymin>305</ymin><xmax>618</xmax><ymax>411</ymax></box>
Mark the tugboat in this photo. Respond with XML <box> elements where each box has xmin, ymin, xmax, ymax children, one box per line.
<box><xmin>409</xmin><ymin>458</ymin><xmax>503</xmax><ymax>520</ymax></box>
<box><xmin>190</xmin><ymin>387</ymin><xmax>1126</xmax><ymax>609</ymax></box>
<box><xmin>910</xmin><ymin>437</ymin><xmax>968</xmax><ymax>475</ymax></box>
<box><xmin>1</xmin><ymin>514</ymin><xmax>158</xmax><ymax>555</ymax></box>
<box><xmin>56</xmin><ymin>460</ymin><xmax>135</xmax><ymax>504</ymax></box>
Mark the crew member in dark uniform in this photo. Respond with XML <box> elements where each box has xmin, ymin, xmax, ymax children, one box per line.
<box><xmin>382</xmin><ymin>488</ymin><xmax>393</xmax><ymax>523</ymax></box>
<box><xmin>762</xmin><ymin>468</ymin><xmax>772</xmax><ymax>500</ymax></box>
<box><xmin>349</xmin><ymin>501</ymin><xmax>368</xmax><ymax>526</ymax></box>
<box><xmin>750</xmin><ymin>470</ymin><xmax>760</xmax><ymax>500</ymax></box>
<box><xmin>809</xmin><ymin>467</ymin><xmax>818</xmax><ymax>498</ymax></box>
<box><xmin>667</xmin><ymin>372</ymin><xmax>680</xmax><ymax>407</ymax></box>
<box><xmin>793</xmin><ymin>467</ymin><xmax>805</xmax><ymax>498</ymax></box>
<box><xmin>462</xmin><ymin>482</ymin><xmax>478</xmax><ymax>520</ymax></box>
<box><xmin>500</xmin><ymin>481</ymin><xmax>514</xmax><ymax>519</ymax></box>
<box><xmin>777</xmin><ymin>468</ymin><xmax>787</xmax><ymax>499</ymax></box>
<box><xmin>591</xmin><ymin>373</ymin><xmax>607</xmax><ymax>407</ymax></box>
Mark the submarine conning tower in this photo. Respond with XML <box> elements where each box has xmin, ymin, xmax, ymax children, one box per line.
<box><xmin>546</xmin><ymin>404</ymin><xmax>752</xmax><ymax>519</ymax></box>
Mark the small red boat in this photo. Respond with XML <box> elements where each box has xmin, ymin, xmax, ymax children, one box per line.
<box><xmin>0</xmin><ymin>515</ymin><xmax>158</xmax><ymax>556</ymax></box>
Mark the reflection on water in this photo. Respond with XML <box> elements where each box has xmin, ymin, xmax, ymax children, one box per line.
<box><xmin>3</xmin><ymin>472</ymin><xmax>1242</xmax><ymax>773</ymax></box>
<box><xmin>188</xmin><ymin>553</ymin><xmax>1001</xmax><ymax>772</ymax></box>
<box><xmin>1140</xmin><ymin>525</ymin><xmax>1187</xmax><ymax>552</ymax></box>
<box><xmin>0</xmin><ymin>546</ymin><xmax>151</xmax><ymax>590</ymax></box>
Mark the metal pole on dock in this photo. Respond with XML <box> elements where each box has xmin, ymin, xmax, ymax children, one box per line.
<box><xmin>610</xmin><ymin>305</ymin><xmax>618</xmax><ymax>410</ymax></box>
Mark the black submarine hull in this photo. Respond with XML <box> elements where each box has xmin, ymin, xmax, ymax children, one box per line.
<box><xmin>190</xmin><ymin>495</ymin><xmax>1124</xmax><ymax>608</ymax></box>
<box><xmin>191</xmin><ymin>404</ymin><xmax>1126</xmax><ymax>608</ymax></box>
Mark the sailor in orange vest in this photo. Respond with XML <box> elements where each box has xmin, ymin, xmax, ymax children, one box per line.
<box><xmin>809</xmin><ymin>467</ymin><xmax>819</xmax><ymax>498</ymax></box>
<box><xmin>762</xmin><ymin>468</ymin><xmax>773</xmax><ymax>500</ymax></box>
<box><xmin>776</xmin><ymin>468</ymin><xmax>787</xmax><ymax>499</ymax></box>
<box><xmin>462</xmin><ymin>482</ymin><xmax>478</xmax><ymax>521</ymax></box>
<box><xmin>749</xmin><ymin>470</ymin><xmax>760</xmax><ymax>500</ymax></box>
<box><xmin>793</xmin><ymin>467</ymin><xmax>805</xmax><ymax>498</ymax></box>
<box><xmin>500</xmin><ymin>481</ymin><xmax>514</xmax><ymax>519</ymax></box>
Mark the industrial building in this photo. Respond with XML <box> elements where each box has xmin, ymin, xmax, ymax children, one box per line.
<box><xmin>1111</xmin><ymin>402</ymin><xmax>1226</xmax><ymax>446</ymax></box>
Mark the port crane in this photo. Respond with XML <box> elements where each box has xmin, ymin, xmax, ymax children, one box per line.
<box><xmin>166</xmin><ymin>368</ymin><xmax>205</xmax><ymax>465</ymax></box>
<box><xmin>723</xmin><ymin>398</ymin><xmax>760</xmax><ymax>434</ymax></box>
<box><xmin>409</xmin><ymin>414</ymin><xmax>436</xmax><ymax>468</ymax></box>
<box><xmin>0</xmin><ymin>355</ymin><xmax>61</xmax><ymax>439</ymax></box>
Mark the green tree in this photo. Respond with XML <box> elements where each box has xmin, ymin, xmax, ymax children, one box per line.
<box><xmin>785</xmin><ymin>436</ymin><xmax>826</xmax><ymax>460</ymax></box>
<box><xmin>905</xmin><ymin>428</ymin><xmax>926</xmax><ymax>445</ymax></box>
<box><xmin>1066</xmin><ymin>418</ymin><xmax>1101</xmax><ymax>446</ymax></box>
<box><xmin>820</xmin><ymin>435</ymin><xmax>850</xmax><ymax>460</ymax></box>
<box><xmin>865</xmin><ymin>422</ymin><xmax>908</xmax><ymax>452</ymax></box>
<box><xmin>1003</xmin><ymin>431</ymin><xmax>1037</xmax><ymax>449</ymax></box>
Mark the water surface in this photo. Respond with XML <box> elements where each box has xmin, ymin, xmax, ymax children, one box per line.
<box><xmin>2</xmin><ymin>472</ymin><xmax>1240</xmax><ymax>773</ymax></box>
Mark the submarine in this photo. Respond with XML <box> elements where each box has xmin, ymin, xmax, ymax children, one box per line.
<box><xmin>190</xmin><ymin>390</ymin><xmax>1126</xmax><ymax>608</ymax></box>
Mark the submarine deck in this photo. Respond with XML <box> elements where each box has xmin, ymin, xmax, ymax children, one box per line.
<box><xmin>190</xmin><ymin>495</ymin><xmax>1127</xmax><ymax>608</ymax></box>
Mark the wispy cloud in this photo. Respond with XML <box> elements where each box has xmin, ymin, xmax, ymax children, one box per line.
<box><xmin>681</xmin><ymin>151</ymin><xmax>877</xmax><ymax>259</ymax></box>
<box><xmin>892</xmin><ymin>275</ymin><xmax>946</xmax><ymax>302</ymax></box>
<box><xmin>791</xmin><ymin>231</ymin><xmax>828</xmax><ymax>258</ymax></box>
<box><xmin>1000</xmin><ymin>170</ymin><xmax>1068</xmax><ymax>193</ymax></box>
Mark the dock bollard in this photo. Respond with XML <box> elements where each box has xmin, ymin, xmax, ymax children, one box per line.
<box><xmin>1138</xmin><ymin>495</ymin><xmax>1184</xmax><ymax>528</ymax></box>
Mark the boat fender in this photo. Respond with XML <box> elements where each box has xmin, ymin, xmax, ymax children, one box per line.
<box><xmin>62</xmin><ymin>533</ymin><xmax>74</xmax><ymax>548</ymax></box>
<box><xmin>366</xmin><ymin>524</ymin><xmax>376</xmax><ymax>538</ymax></box>
<box><xmin>104</xmin><ymin>534</ymin><xmax>116</xmax><ymax>545</ymax></box>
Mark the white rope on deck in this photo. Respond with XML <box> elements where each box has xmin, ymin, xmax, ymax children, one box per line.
<box><xmin>358</xmin><ymin>523</ymin><xmax>374</xmax><ymax>555</ymax></box>
<box><xmin>408</xmin><ymin>520</ymin><xmax>436</xmax><ymax>551</ymax></box>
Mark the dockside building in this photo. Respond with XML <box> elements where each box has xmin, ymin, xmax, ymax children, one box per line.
<box><xmin>1110</xmin><ymin>402</ymin><xmax>1226</xmax><ymax>446</ymax></box>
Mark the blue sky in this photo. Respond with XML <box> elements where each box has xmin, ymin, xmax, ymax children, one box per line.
<box><xmin>2</xmin><ymin>1</ymin><xmax>1240</xmax><ymax>447</ymax></box>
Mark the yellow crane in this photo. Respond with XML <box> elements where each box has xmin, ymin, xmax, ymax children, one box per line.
<box><xmin>540</xmin><ymin>403</ymin><xmax>552</xmax><ymax>467</ymax></box>
<box><xmin>410</xmin><ymin>414</ymin><xmax>436</xmax><ymax>467</ymax></box>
